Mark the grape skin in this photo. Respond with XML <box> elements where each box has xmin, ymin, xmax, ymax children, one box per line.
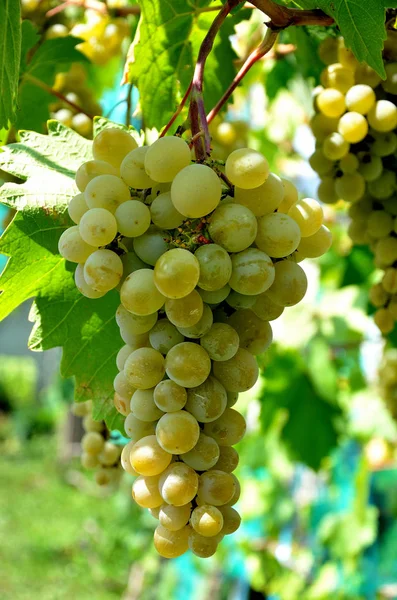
<box><xmin>84</xmin><ymin>249</ymin><xmax>123</xmax><ymax>292</ymax></box>
<box><xmin>225</xmin><ymin>148</ymin><xmax>269</xmax><ymax>189</ymax></box>
<box><xmin>154</xmin><ymin>248</ymin><xmax>200</xmax><ymax>299</ymax></box>
<box><xmin>208</xmin><ymin>203</ymin><xmax>257</xmax><ymax>253</ymax></box>
<box><xmin>229</xmin><ymin>248</ymin><xmax>275</xmax><ymax>295</ymax></box>
<box><xmin>171</xmin><ymin>164</ymin><xmax>221</xmax><ymax>218</ymax></box>
<box><xmin>255</xmin><ymin>212</ymin><xmax>301</xmax><ymax>258</ymax></box>
<box><xmin>92</xmin><ymin>127</ymin><xmax>138</xmax><ymax>168</ymax></box>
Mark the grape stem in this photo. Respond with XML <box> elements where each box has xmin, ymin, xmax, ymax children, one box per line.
<box><xmin>24</xmin><ymin>73</ymin><xmax>94</xmax><ymax>120</ymax></box>
<box><xmin>160</xmin><ymin>80</ymin><xmax>193</xmax><ymax>138</ymax></box>
<box><xmin>249</xmin><ymin>0</ymin><xmax>334</xmax><ymax>27</ymax></box>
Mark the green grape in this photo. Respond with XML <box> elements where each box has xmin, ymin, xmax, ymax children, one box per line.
<box><xmin>208</xmin><ymin>203</ymin><xmax>257</xmax><ymax>253</ymax></box>
<box><xmin>374</xmin><ymin>237</ymin><xmax>397</xmax><ymax>266</ymax></box>
<box><xmin>371</xmin><ymin>132</ymin><xmax>397</xmax><ymax>157</ymax></box>
<box><xmin>288</xmin><ymin>197</ymin><xmax>323</xmax><ymax>237</ymax></box>
<box><xmin>348</xmin><ymin>197</ymin><xmax>373</xmax><ymax>221</ymax></box>
<box><xmin>318</xmin><ymin>37</ymin><xmax>338</xmax><ymax>65</ymax></box>
<box><xmin>75</xmin><ymin>159</ymin><xmax>117</xmax><ymax>192</ymax></box>
<box><xmin>369</xmin><ymin>283</ymin><xmax>390</xmax><ymax>307</ymax></box>
<box><xmin>121</xmin><ymin>440</ymin><xmax>138</xmax><ymax>476</ymax></box>
<box><xmin>339</xmin><ymin>153</ymin><xmax>359</xmax><ymax>174</ymax></box>
<box><xmin>159</xmin><ymin>463</ymin><xmax>199</xmax><ymax>505</ymax></box>
<box><xmin>82</xmin><ymin>415</ymin><xmax>104</xmax><ymax>433</ymax></box>
<box><xmin>171</xmin><ymin>164</ymin><xmax>222</xmax><ymax>217</ymax></box>
<box><xmin>226</xmin><ymin>291</ymin><xmax>256</xmax><ymax>310</ymax></box>
<box><xmin>82</xmin><ymin>431</ymin><xmax>105</xmax><ymax>455</ymax></box>
<box><xmin>229</xmin><ymin>248</ymin><xmax>275</xmax><ymax>295</ymax></box>
<box><xmin>382</xmin><ymin>268</ymin><xmax>397</xmax><ymax>294</ymax></box>
<box><xmin>113</xmin><ymin>370</ymin><xmax>136</xmax><ymax>398</ymax></box>
<box><xmin>200</xmin><ymin>322</ymin><xmax>239</xmax><ymax>362</ymax></box>
<box><xmin>132</xmin><ymin>474</ymin><xmax>163</xmax><ymax>508</ymax></box>
<box><xmin>228</xmin><ymin>309</ymin><xmax>273</xmax><ymax>355</ymax></box>
<box><xmin>197</xmin><ymin>470</ymin><xmax>236</xmax><ymax>506</ymax></box>
<box><xmin>116</xmin><ymin>344</ymin><xmax>133</xmax><ymax>371</ymax></box>
<box><xmin>224</xmin><ymin>473</ymin><xmax>240</xmax><ymax>506</ymax></box>
<box><xmin>267</xmin><ymin>260</ymin><xmax>307</xmax><ymax>307</ymax></box>
<box><xmin>78</xmin><ymin>207</ymin><xmax>117</xmax><ymax>246</ymax></box>
<box><xmin>337</xmin><ymin>39</ymin><xmax>359</xmax><ymax>70</ymax></box>
<box><xmin>255</xmin><ymin>212</ymin><xmax>301</xmax><ymax>257</ymax></box>
<box><xmin>154</xmin><ymin>380</ymin><xmax>187</xmax><ymax>412</ymax></box>
<box><xmin>374</xmin><ymin>308</ymin><xmax>395</xmax><ymax>334</ymax></box>
<box><xmin>118</xmin><ymin>251</ymin><xmax>148</xmax><ymax>288</ymax></box>
<box><xmin>154</xmin><ymin>248</ymin><xmax>200</xmax><ymax>299</ymax></box>
<box><xmin>165</xmin><ymin>290</ymin><xmax>203</xmax><ymax>328</ymax></box>
<box><xmin>115</xmin><ymin>200</ymin><xmax>151</xmax><ymax>237</ymax></box>
<box><xmin>234</xmin><ymin>172</ymin><xmax>284</xmax><ymax>216</ymax></box>
<box><xmin>368</xmin><ymin>100</ymin><xmax>397</xmax><ymax>132</ymax></box>
<box><xmin>191</xmin><ymin>505</ymin><xmax>223</xmax><ymax>537</ymax></box>
<box><xmin>347</xmin><ymin>220</ymin><xmax>369</xmax><ymax>245</ymax></box>
<box><xmin>203</xmin><ymin>407</ymin><xmax>246</xmax><ymax>447</ymax></box>
<box><xmin>213</xmin><ymin>445</ymin><xmax>239</xmax><ymax>473</ymax></box>
<box><xmin>85</xmin><ymin>174</ymin><xmax>131</xmax><ymax>212</ymax></box>
<box><xmin>384</xmin><ymin>198</ymin><xmax>397</xmax><ymax>216</ymax></box>
<box><xmin>124</xmin><ymin>413</ymin><xmax>156</xmax><ymax>441</ymax></box>
<box><xmin>153</xmin><ymin>524</ymin><xmax>190</xmax><ymax>558</ymax></box>
<box><xmin>338</xmin><ymin>111</ymin><xmax>368</xmax><ymax>143</ymax></box>
<box><xmin>144</xmin><ymin>136</ymin><xmax>191</xmax><ymax>182</ymax></box>
<box><xmin>366</xmin><ymin>211</ymin><xmax>394</xmax><ymax>238</ymax></box>
<box><xmin>58</xmin><ymin>226</ymin><xmax>97</xmax><ymax>263</ymax></box>
<box><xmin>185</xmin><ymin>376</ymin><xmax>227</xmax><ymax>423</ymax></box>
<box><xmin>345</xmin><ymin>84</ymin><xmax>376</xmax><ymax>114</ymax></box>
<box><xmin>177</xmin><ymin>304</ymin><xmax>213</xmax><ymax>338</ymax></box>
<box><xmin>334</xmin><ymin>173</ymin><xmax>366</xmax><ymax>203</ymax></box>
<box><xmin>121</xmin><ymin>269</ymin><xmax>166</xmax><ymax>316</ymax></box>
<box><xmin>165</xmin><ymin>342</ymin><xmax>211</xmax><ymax>388</ymax></box>
<box><xmin>81</xmin><ymin>453</ymin><xmax>100</xmax><ymax>469</ymax></box>
<box><xmin>194</xmin><ymin>244</ymin><xmax>232</xmax><ymax>291</ymax></box>
<box><xmin>296</xmin><ymin>225</ymin><xmax>332</xmax><ymax>259</ymax></box>
<box><xmin>212</xmin><ymin>348</ymin><xmax>259</xmax><ymax>392</ymax></box>
<box><xmin>72</xmin><ymin>113</ymin><xmax>92</xmax><ymax>138</ymax></box>
<box><xmin>120</xmin><ymin>146</ymin><xmax>156</xmax><ymax>189</ymax></box>
<box><xmin>98</xmin><ymin>442</ymin><xmax>121</xmax><ymax>467</ymax></box>
<box><xmin>354</xmin><ymin>63</ymin><xmax>382</xmax><ymax>88</ymax></box>
<box><xmin>114</xmin><ymin>392</ymin><xmax>131</xmax><ymax>417</ymax></box>
<box><xmin>159</xmin><ymin>503</ymin><xmax>192</xmax><ymax>532</ymax></box>
<box><xmin>317</xmin><ymin>177</ymin><xmax>339</xmax><ymax>204</ymax></box>
<box><xmin>118</xmin><ymin>320</ymin><xmax>151</xmax><ymax>346</ymax></box>
<box><xmin>181</xmin><ymin>432</ymin><xmax>220</xmax><ymax>471</ymax></box>
<box><xmin>74</xmin><ymin>263</ymin><xmax>106</xmax><ymax>299</ymax></box>
<box><xmin>278</xmin><ymin>179</ymin><xmax>299</xmax><ymax>213</ymax></box>
<box><xmin>219</xmin><ymin>506</ymin><xmax>241</xmax><ymax>535</ymax></box>
<box><xmin>84</xmin><ymin>249</ymin><xmax>123</xmax><ymax>291</ymax></box>
<box><xmin>129</xmin><ymin>435</ymin><xmax>171</xmax><ymax>476</ymax></box>
<box><xmin>357</xmin><ymin>152</ymin><xmax>383</xmax><ymax>182</ymax></box>
<box><xmin>149</xmin><ymin>319</ymin><xmax>184</xmax><ymax>354</ymax></box>
<box><xmin>198</xmin><ymin>285</ymin><xmax>230</xmax><ymax>305</ymax></box>
<box><xmin>92</xmin><ymin>127</ymin><xmax>138</xmax><ymax>169</ymax></box>
<box><xmin>133</xmin><ymin>226</ymin><xmax>169</xmax><ymax>266</ymax></box>
<box><xmin>150</xmin><ymin>192</ymin><xmax>184</xmax><ymax>229</ymax></box>
<box><xmin>156</xmin><ymin>410</ymin><xmax>200</xmax><ymax>454</ymax></box>
<box><xmin>54</xmin><ymin>108</ymin><xmax>73</xmax><ymax>127</ymax></box>
<box><xmin>124</xmin><ymin>347</ymin><xmax>165</xmax><ymax>389</ymax></box>
<box><xmin>317</xmin><ymin>88</ymin><xmax>346</xmax><ymax>118</ymax></box>
<box><xmin>130</xmin><ymin>389</ymin><xmax>165</xmax><ymax>422</ymax></box>
<box><xmin>368</xmin><ymin>170</ymin><xmax>397</xmax><ymax>200</ymax></box>
<box><xmin>188</xmin><ymin>531</ymin><xmax>218</xmax><ymax>558</ymax></box>
<box><xmin>68</xmin><ymin>192</ymin><xmax>88</xmax><ymax>224</ymax></box>
<box><xmin>310</xmin><ymin>113</ymin><xmax>339</xmax><ymax>142</ymax></box>
<box><xmin>308</xmin><ymin>149</ymin><xmax>334</xmax><ymax>175</ymax></box>
<box><xmin>225</xmin><ymin>148</ymin><xmax>269</xmax><ymax>189</ymax></box>
<box><xmin>323</xmin><ymin>132</ymin><xmax>350</xmax><ymax>160</ymax></box>
<box><xmin>321</xmin><ymin>63</ymin><xmax>354</xmax><ymax>93</ymax></box>
<box><xmin>382</xmin><ymin>63</ymin><xmax>397</xmax><ymax>94</ymax></box>
<box><xmin>71</xmin><ymin>399</ymin><xmax>92</xmax><ymax>417</ymax></box>
<box><xmin>252</xmin><ymin>292</ymin><xmax>284</xmax><ymax>321</ymax></box>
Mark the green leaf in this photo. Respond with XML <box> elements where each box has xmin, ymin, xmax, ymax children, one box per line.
<box><xmin>306</xmin><ymin>335</ymin><xmax>338</xmax><ymax>403</ymax></box>
<box><xmin>0</xmin><ymin>122</ymin><xmax>122</xmax><ymax>429</ymax></box>
<box><xmin>20</xmin><ymin>19</ymin><xmax>40</xmax><ymax>73</ymax></box>
<box><xmin>0</xmin><ymin>0</ymin><xmax>22</xmax><ymax>129</ymax></box>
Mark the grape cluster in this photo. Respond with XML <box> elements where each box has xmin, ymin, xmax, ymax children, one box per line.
<box><xmin>71</xmin><ymin>399</ymin><xmax>123</xmax><ymax>489</ymax></box>
<box><xmin>378</xmin><ymin>348</ymin><xmax>397</xmax><ymax>420</ymax></box>
<box><xmin>59</xmin><ymin>126</ymin><xmax>331</xmax><ymax>558</ymax></box>
<box><xmin>311</xmin><ymin>36</ymin><xmax>397</xmax><ymax>334</ymax></box>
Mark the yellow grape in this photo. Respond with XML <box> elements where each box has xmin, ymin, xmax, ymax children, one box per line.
<box><xmin>212</xmin><ymin>445</ymin><xmax>239</xmax><ymax>473</ymax></box>
<box><xmin>116</xmin><ymin>304</ymin><xmax>157</xmax><ymax>337</ymax></box>
<box><xmin>74</xmin><ymin>264</ymin><xmax>106</xmax><ymax>299</ymax></box>
<box><xmin>92</xmin><ymin>127</ymin><xmax>138</xmax><ymax>168</ymax></box>
<box><xmin>156</xmin><ymin>410</ymin><xmax>200</xmax><ymax>454</ymax></box>
<box><xmin>197</xmin><ymin>470</ymin><xmax>236</xmax><ymax>506</ymax></box>
<box><xmin>185</xmin><ymin>376</ymin><xmax>227</xmax><ymax>423</ymax></box>
<box><xmin>177</xmin><ymin>304</ymin><xmax>213</xmax><ymax>339</ymax></box>
<box><xmin>165</xmin><ymin>290</ymin><xmax>203</xmax><ymax>328</ymax></box>
<box><xmin>75</xmin><ymin>159</ymin><xmax>117</xmax><ymax>192</ymax></box>
<box><xmin>154</xmin><ymin>380</ymin><xmax>187</xmax><ymax>412</ymax></box>
<box><xmin>212</xmin><ymin>348</ymin><xmax>258</xmax><ymax>393</ymax></box>
<box><xmin>338</xmin><ymin>112</ymin><xmax>368</xmax><ymax>143</ymax></box>
<box><xmin>130</xmin><ymin>389</ymin><xmax>164</xmax><ymax>422</ymax></box>
<box><xmin>159</xmin><ymin>503</ymin><xmax>192</xmax><ymax>532</ymax></box>
<box><xmin>154</xmin><ymin>524</ymin><xmax>190</xmax><ymax>558</ymax></box>
<box><xmin>203</xmin><ymin>408</ymin><xmax>246</xmax><ymax>446</ymax></box>
<box><xmin>208</xmin><ymin>203</ymin><xmax>257</xmax><ymax>253</ymax></box>
<box><xmin>317</xmin><ymin>88</ymin><xmax>346</xmax><ymax>118</ymax></box>
<box><xmin>234</xmin><ymin>172</ymin><xmax>284</xmax><ymax>216</ymax></box>
<box><xmin>113</xmin><ymin>371</ymin><xmax>136</xmax><ymax>399</ymax></box>
<box><xmin>130</xmin><ymin>434</ymin><xmax>172</xmax><ymax>476</ymax></box>
<box><xmin>190</xmin><ymin>505</ymin><xmax>224</xmax><ymax>537</ymax></box>
<box><xmin>219</xmin><ymin>506</ymin><xmax>241</xmax><ymax>534</ymax></box>
<box><xmin>150</xmin><ymin>192</ymin><xmax>184</xmax><ymax>229</ymax></box>
<box><xmin>121</xmin><ymin>269</ymin><xmax>166</xmax><ymax>316</ymax></box>
<box><xmin>188</xmin><ymin>531</ymin><xmax>218</xmax><ymax>558</ymax></box>
<box><xmin>278</xmin><ymin>178</ymin><xmax>299</xmax><ymax>213</ymax></box>
<box><xmin>120</xmin><ymin>146</ymin><xmax>156</xmax><ymax>189</ymax></box>
<box><xmin>195</xmin><ymin>244</ymin><xmax>232</xmax><ymax>291</ymax></box>
<box><xmin>252</xmin><ymin>292</ymin><xmax>284</xmax><ymax>321</ymax></box>
<box><xmin>154</xmin><ymin>248</ymin><xmax>200</xmax><ymax>299</ymax></box>
<box><xmin>159</xmin><ymin>463</ymin><xmax>199</xmax><ymax>505</ymax></box>
<box><xmin>84</xmin><ymin>249</ymin><xmax>123</xmax><ymax>292</ymax></box>
<box><xmin>85</xmin><ymin>174</ymin><xmax>131</xmax><ymax>212</ymax></box>
<box><xmin>115</xmin><ymin>200</ymin><xmax>151</xmax><ymax>238</ymax></box>
<box><xmin>165</xmin><ymin>342</ymin><xmax>211</xmax><ymax>388</ymax></box>
<box><xmin>171</xmin><ymin>164</ymin><xmax>221</xmax><ymax>217</ymax></box>
<box><xmin>255</xmin><ymin>212</ymin><xmax>301</xmax><ymax>258</ymax></box>
<box><xmin>200</xmin><ymin>323</ymin><xmax>240</xmax><ymax>361</ymax></box>
<box><xmin>181</xmin><ymin>432</ymin><xmax>220</xmax><ymax>471</ymax></box>
<box><xmin>144</xmin><ymin>136</ymin><xmax>191</xmax><ymax>182</ymax></box>
<box><xmin>266</xmin><ymin>260</ymin><xmax>308</xmax><ymax>307</ymax></box>
<box><xmin>79</xmin><ymin>208</ymin><xmax>117</xmax><ymax>246</ymax></box>
<box><xmin>225</xmin><ymin>148</ymin><xmax>269</xmax><ymax>189</ymax></box>
<box><xmin>124</xmin><ymin>413</ymin><xmax>156</xmax><ymax>441</ymax></box>
<box><xmin>124</xmin><ymin>347</ymin><xmax>165</xmax><ymax>389</ymax></box>
<box><xmin>228</xmin><ymin>308</ymin><xmax>273</xmax><ymax>355</ymax></box>
<box><xmin>296</xmin><ymin>225</ymin><xmax>332</xmax><ymax>259</ymax></box>
<box><xmin>229</xmin><ymin>248</ymin><xmax>275</xmax><ymax>296</ymax></box>
<box><xmin>58</xmin><ymin>226</ymin><xmax>97</xmax><ymax>263</ymax></box>
<box><xmin>132</xmin><ymin>474</ymin><xmax>163</xmax><ymax>508</ymax></box>
<box><xmin>68</xmin><ymin>193</ymin><xmax>88</xmax><ymax>224</ymax></box>
<box><xmin>288</xmin><ymin>197</ymin><xmax>323</xmax><ymax>237</ymax></box>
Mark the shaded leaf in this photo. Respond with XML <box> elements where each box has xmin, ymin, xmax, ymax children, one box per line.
<box><xmin>0</xmin><ymin>0</ymin><xmax>21</xmax><ymax>128</ymax></box>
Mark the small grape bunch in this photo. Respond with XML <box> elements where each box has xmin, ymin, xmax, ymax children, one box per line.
<box><xmin>60</xmin><ymin>126</ymin><xmax>332</xmax><ymax>558</ymax></box>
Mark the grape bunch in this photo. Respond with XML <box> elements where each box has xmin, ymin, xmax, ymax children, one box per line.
<box><xmin>59</xmin><ymin>126</ymin><xmax>331</xmax><ymax>558</ymax></box>
<box><xmin>311</xmin><ymin>35</ymin><xmax>397</xmax><ymax>334</ymax></box>
<box><xmin>378</xmin><ymin>348</ymin><xmax>397</xmax><ymax>421</ymax></box>
<box><xmin>71</xmin><ymin>399</ymin><xmax>123</xmax><ymax>489</ymax></box>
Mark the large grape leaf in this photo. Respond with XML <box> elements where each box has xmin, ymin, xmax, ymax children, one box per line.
<box><xmin>0</xmin><ymin>0</ymin><xmax>21</xmax><ymax>129</ymax></box>
<box><xmin>0</xmin><ymin>122</ymin><xmax>123</xmax><ymax>430</ymax></box>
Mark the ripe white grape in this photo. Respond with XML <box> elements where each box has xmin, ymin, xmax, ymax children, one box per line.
<box><xmin>185</xmin><ymin>376</ymin><xmax>227</xmax><ymax>423</ymax></box>
<box><xmin>84</xmin><ymin>249</ymin><xmax>123</xmax><ymax>292</ymax></box>
<box><xmin>372</xmin><ymin>132</ymin><xmax>397</xmax><ymax>157</ymax></box>
<box><xmin>334</xmin><ymin>173</ymin><xmax>365</xmax><ymax>203</ymax></box>
<box><xmin>154</xmin><ymin>380</ymin><xmax>187</xmax><ymax>412</ymax></box>
<box><xmin>368</xmin><ymin>170</ymin><xmax>396</xmax><ymax>200</ymax></box>
<box><xmin>229</xmin><ymin>308</ymin><xmax>273</xmax><ymax>355</ymax></box>
<box><xmin>225</xmin><ymin>148</ymin><xmax>269</xmax><ymax>189</ymax></box>
<box><xmin>296</xmin><ymin>225</ymin><xmax>332</xmax><ymax>259</ymax></box>
<box><xmin>149</xmin><ymin>319</ymin><xmax>184</xmax><ymax>354</ymax></box>
<box><xmin>203</xmin><ymin>408</ymin><xmax>246</xmax><ymax>446</ymax></box>
<box><xmin>79</xmin><ymin>208</ymin><xmax>117</xmax><ymax>246</ymax></box>
<box><xmin>154</xmin><ymin>248</ymin><xmax>200</xmax><ymax>299</ymax></box>
<box><xmin>345</xmin><ymin>84</ymin><xmax>375</xmax><ymax>114</ymax></box>
<box><xmin>74</xmin><ymin>263</ymin><xmax>106</xmax><ymax>299</ymax></box>
<box><xmin>252</xmin><ymin>292</ymin><xmax>284</xmax><ymax>321</ymax></box>
<box><xmin>181</xmin><ymin>432</ymin><xmax>220</xmax><ymax>471</ymax></box>
<box><xmin>129</xmin><ymin>435</ymin><xmax>172</xmax><ymax>476</ymax></box>
<box><xmin>165</xmin><ymin>342</ymin><xmax>211</xmax><ymax>388</ymax></box>
<box><xmin>309</xmin><ymin>149</ymin><xmax>334</xmax><ymax>175</ymax></box>
<box><xmin>213</xmin><ymin>445</ymin><xmax>239</xmax><ymax>473</ymax></box>
<box><xmin>150</xmin><ymin>192</ymin><xmax>184</xmax><ymax>229</ymax></box>
<box><xmin>121</xmin><ymin>269</ymin><xmax>166</xmax><ymax>316</ymax></box>
<box><xmin>132</xmin><ymin>474</ymin><xmax>163</xmax><ymax>508</ymax></box>
<box><xmin>75</xmin><ymin>159</ymin><xmax>117</xmax><ymax>192</ymax></box>
<box><xmin>190</xmin><ymin>505</ymin><xmax>224</xmax><ymax>537</ymax></box>
<box><xmin>234</xmin><ymin>172</ymin><xmax>284</xmax><ymax>216</ymax></box>
<box><xmin>144</xmin><ymin>136</ymin><xmax>191</xmax><ymax>182</ymax></box>
<box><xmin>338</xmin><ymin>111</ymin><xmax>368</xmax><ymax>143</ymax></box>
<box><xmin>188</xmin><ymin>531</ymin><xmax>218</xmax><ymax>558</ymax></box>
<box><xmin>288</xmin><ymin>197</ymin><xmax>323</xmax><ymax>237</ymax></box>
<box><xmin>229</xmin><ymin>248</ymin><xmax>275</xmax><ymax>295</ymax></box>
<box><xmin>58</xmin><ymin>226</ymin><xmax>97</xmax><ymax>263</ymax></box>
<box><xmin>171</xmin><ymin>163</ymin><xmax>222</xmax><ymax>218</ymax></box>
<box><xmin>98</xmin><ymin>442</ymin><xmax>121</xmax><ymax>466</ymax></box>
<box><xmin>267</xmin><ymin>260</ymin><xmax>308</xmax><ymax>307</ymax></box>
<box><xmin>115</xmin><ymin>200</ymin><xmax>151</xmax><ymax>238</ymax></box>
<box><xmin>226</xmin><ymin>291</ymin><xmax>256</xmax><ymax>310</ymax></box>
<box><xmin>71</xmin><ymin>400</ymin><xmax>92</xmax><ymax>417</ymax></box>
<box><xmin>133</xmin><ymin>226</ymin><xmax>169</xmax><ymax>266</ymax></box>
<box><xmin>366</xmin><ymin>211</ymin><xmax>393</xmax><ymax>238</ymax></box>
<box><xmin>156</xmin><ymin>410</ymin><xmax>200</xmax><ymax>454</ymax></box>
<box><xmin>159</xmin><ymin>463</ymin><xmax>199</xmax><ymax>505</ymax></box>
<box><xmin>212</xmin><ymin>348</ymin><xmax>258</xmax><ymax>393</ymax></box>
<box><xmin>130</xmin><ymin>389</ymin><xmax>165</xmax><ymax>421</ymax></box>
<box><xmin>198</xmin><ymin>285</ymin><xmax>231</xmax><ymax>305</ymax></box>
<box><xmin>120</xmin><ymin>146</ymin><xmax>156</xmax><ymax>189</ymax></box>
<box><xmin>82</xmin><ymin>431</ymin><xmax>105</xmax><ymax>455</ymax></box>
<box><xmin>317</xmin><ymin>88</ymin><xmax>346</xmax><ymax>118</ymax></box>
<box><xmin>159</xmin><ymin>503</ymin><xmax>192</xmax><ymax>532</ymax></box>
<box><xmin>200</xmin><ymin>323</ymin><xmax>240</xmax><ymax>362</ymax></box>
<box><xmin>321</xmin><ymin>63</ymin><xmax>354</xmax><ymax>93</ymax></box>
<box><xmin>68</xmin><ymin>193</ymin><xmax>88</xmax><ymax>224</ymax></box>
<box><xmin>153</xmin><ymin>524</ymin><xmax>190</xmax><ymax>558</ymax></box>
<box><xmin>92</xmin><ymin>127</ymin><xmax>138</xmax><ymax>168</ymax></box>
<box><xmin>339</xmin><ymin>153</ymin><xmax>359</xmax><ymax>173</ymax></box>
<box><xmin>85</xmin><ymin>174</ymin><xmax>131</xmax><ymax>212</ymax></box>
<box><xmin>113</xmin><ymin>370</ymin><xmax>136</xmax><ymax>399</ymax></box>
<box><xmin>165</xmin><ymin>290</ymin><xmax>204</xmax><ymax>328</ymax></box>
<box><xmin>357</xmin><ymin>152</ymin><xmax>383</xmax><ymax>182</ymax></box>
<box><xmin>208</xmin><ymin>203</ymin><xmax>257</xmax><ymax>253</ymax></box>
<box><xmin>121</xmin><ymin>440</ymin><xmax>138</xmax><ymax>476</ymax></box>
<box><xmin>116</xmin><ymin>304</ymin><xmax>157</xmax><ymax>337</ymax></box>
<box><xmin>177</xmin><ymin>304</ymin><xmax>213</xmax><ymax>339</ymax></box>
<box><xmin>119</xmin><ymin>251</ymin><xmax>147</xmax><ymax>288</ymax></box>
<box><xmin>256</xmin><ymin>212</ymin><xmax>301</xmax><ymax>258</ymax></box>
<box><xmin>382</xmin><ymin>268</ymin><xmax>397</xmax><ymax>294</ymax></box>
<box><xmin>323</xmin><ymin>132</ymin><xmax>350</xmax><ymax>160</ymax></box>
<box><xmin>114</xmin><ymin>392</ymin><xmax>130</xmax><ymax>417</ymax></box>
<box><xmin>124</xmin><ymin>413</ymin><xmax>156</xmax><ymax>441</ymax></box>
<box><xmin>277</xmin><ymin>179</ymin><xmax>299</xmax><ymax>215</ymax></box>
<box><xmin>367</xmin><ymin>100</ymin><xmax>397</xmax><ymax>132</ymax></box>
<box><xmin>197</xmin><ymin>470</ymin><xmax>236</xmax><ymax>506</ymax></box>
<box><xmin>81</xmin><ymin>452</ymin><xmax>100</xmax><ymax>469</ymax></box>
<box><xmin>195</xmin><ymin>244</ymin><xmax>232</xmax><ymax>291</ymax></box>
<box><xmin>82</xmin><ymin>415</ymin><xmax>103</xmax><ymax>433</ymax></box>
<box><xmin>124</xmin><ymin>347</ymin><xmax>165</xmax><ymax>389</ymax></box>
<box><xmin>310</xmin><ymin>113</ymin><xmax>339</xmax><ymax>142</ymax></box>
<box><xmin>219</xmin><ymin>506</ymin><xmax>241</xmax><ymax>534</ymax></box>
